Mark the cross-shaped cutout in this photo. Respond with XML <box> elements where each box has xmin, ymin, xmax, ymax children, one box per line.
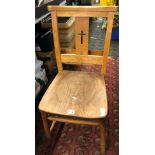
<box><xmin>78</xmin><ymin>30</ymin><xmax>86</xmax><ymax>44</ymax></box>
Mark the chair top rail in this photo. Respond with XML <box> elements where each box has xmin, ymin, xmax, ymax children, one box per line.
<box><xmin>48</xmin><ymin>6</ymin><xmax>117</xmax><ymax>12</ymax></box>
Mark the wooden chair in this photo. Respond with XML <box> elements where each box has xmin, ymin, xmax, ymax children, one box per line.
<box><xmin>39</xmin><ymin>6</ymin><xmax>117</xmax><ymax>154</ymax></box>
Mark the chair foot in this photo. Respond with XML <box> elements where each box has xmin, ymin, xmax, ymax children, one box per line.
<box><xmin>100</xmin><ymin>122</ymin><xmax>106</xmax><ymax>155</ymax></box>
<box><xmin>40</xmin><ymin>111</ymin><xmax>51</xmax><ymax>140</ymax></box>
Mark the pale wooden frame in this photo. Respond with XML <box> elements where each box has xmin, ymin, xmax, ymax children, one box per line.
<box><xmin>50</xmin><ymin>6</ymin><xmax>116</xmax><ymax>74</ymax></box>
<box><xmin>40</xmin><ymin>6</ymin><xmax>117</xmax><ymax>155</ymax></box>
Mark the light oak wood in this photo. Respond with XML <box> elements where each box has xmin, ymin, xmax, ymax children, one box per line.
<box><xmin>61</xmin><ymin>54</ymin><xmax>104</xmax><ymax>64</ymax></box>
<box><xmin>39</xmin><ymin>6</ymin><xmax>117</xmax><ymax>154</ymax></box>
<box><xmin>49</xmin><ymin>6</ymin><xmax>116</xmax><ymax>75</ymax></box>
<box><xmin>51</xmin><ymin>11</ymin><xmax>63</xmax><ymax>72</ymax></box>
<box><xmin>57</xmin><ymin>11</ymin><xmax>109</xmax><ymax>17</ymax></box>
<box><xmin>39</xmin><ymin>70</ymin><xmax>108</xmax><ymax>119</ymax></box>
<box><xmin>75</xmin><ymin>17</ymin><xmax>89</xmax><ymax>55</ymax></box>
<box><xmin>61</xmin><ymin>48</ymin><xmax>103</xmax><ymax>55</ymax></box>
<box><xmin>101</xmin><ymin>12</ymin><xmax>114</xmax><ymax>74</ymax></box>
<box><xmin>48</xmin><ymin>6</ymin><xmax>117</xmax><ymax>12</ymax></box>
<box><xmin>47</xmin><ymin>115</ymin><xmax>102</xmax><ymax>125</ymax></box>
<box><xmin>48</xmin><ymin>6</ymin><xmax>117</xmax><ymax>17</ymax></box>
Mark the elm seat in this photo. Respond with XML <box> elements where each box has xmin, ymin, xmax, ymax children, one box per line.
<box><xmin>39</xmin><ymin>70</ymin><xmax>108</xmax><ymax>119</ymax></box>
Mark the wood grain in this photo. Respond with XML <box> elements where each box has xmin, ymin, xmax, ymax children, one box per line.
<box><xmin>50</xmin><ymin>6</ymin><xmax>116</xmax><ymax>75</ymax></box>
<box><xmin>48</xmin><ymin>6</ymin><xmax>117</xmax><ymax>12</ymax></box>
<box><xmin>39</xmin><ymin>6</ymin><xmax>117</xmax><ymax>154</ymax></box>
<box><xmin>56</xmin><ymin>11</ymin><xmax>109</xmax><ymax>17</ymax></box>
<box><xmin>61</xmin><ymin>54</ymin><xmax>104</xmax><ymax>64</ymax></box>
<box><xmin>39</xmin><ymin>70</ymin><xmax>108</xmax><ymax>119</ymax></box>
<box><xmin>51</xmin><ymin>11</ymin><xmax>63</xmax><ymax>72</ymax></box>
<box><xmin>75</xmin><ymin>17</ymin><xmax>89</xmax><ymax>55</ymax></box>
<box><xmin>61</xmin><ymin>48</ymin><xmax>103</xmax><ymax>55</ymax></box>
<box><xmin>101</xmin><ymin>12</ymin><xmax>114</xmax><ymax>74</ymax></box>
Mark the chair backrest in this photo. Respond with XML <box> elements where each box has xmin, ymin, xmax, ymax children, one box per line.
<box><xmin>48</xmin><ymin>6</ymin><xmax>117</xmax><ymax>74</ymax></box>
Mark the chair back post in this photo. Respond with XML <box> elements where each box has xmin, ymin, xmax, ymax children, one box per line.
<box><xmin>101</xmin><ymin>12</ymin><xmax>114</xmax><ymax>74</ymax></box>
<box><xmin>48</xmin><ymin>6</ymin><xmax>117</xmax><ymax>74</ymax></box>
<box><xmin>51</xmin><ymin>10</ymin><xmax>63</xmax><ymax>72</ymax></box>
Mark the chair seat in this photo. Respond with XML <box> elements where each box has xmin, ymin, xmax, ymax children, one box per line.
<box><xmin>39</xmin><ymin>70</ymin><xmax>108</xmax><ymax>119</ymax></box>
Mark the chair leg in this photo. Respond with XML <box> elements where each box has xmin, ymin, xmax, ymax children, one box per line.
<box><xmin>40</xmin><ymin>111</ymin><xmax>51</xmax><ymax>140</ymax></box>
<box><xmin>100</xmin><ymin>122</ymin><xmax>106</xmax><ymax>155</ymax></box>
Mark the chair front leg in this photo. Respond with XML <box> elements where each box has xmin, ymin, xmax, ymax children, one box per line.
<box><xmin>40</xmin><ymin>111</ymin><xmax>51</xmax><ymax>140</ymax></box>
<box><xmin>100</xmin><ymin>121</ymin><xmax>106</xmax><ymax>155</ymax></box>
